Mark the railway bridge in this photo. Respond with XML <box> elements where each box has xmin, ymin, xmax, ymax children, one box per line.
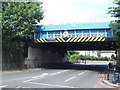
<box><xmin>26</xmin><ymin>21</ymin><xmax>120</xmax><ymax>68</ymax></box>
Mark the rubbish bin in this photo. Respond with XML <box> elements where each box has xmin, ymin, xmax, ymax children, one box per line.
<box><xmin>113</xmin><ymin>72</ymin><xmax>119</xmax><ymax>84</ymax></box>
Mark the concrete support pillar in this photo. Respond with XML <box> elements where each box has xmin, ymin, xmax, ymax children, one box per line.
<box><xmin>26</xmin><ymin>47</ymin><xmax>43</xmax><ymax>68</ymax></box>
<box><xmin>25</xmin><ymin>47</ymin><xmax>67</xmax><ymax>68</ymax></box>
<box><xmin>117</xmin><ymin>48</ymin><xmax>120</xmax><ymax>66</ymax></box>
<box><xmin>62</xmin><ymin>52</ymin><xmax>68</xmax><ymax>63</ymax></box>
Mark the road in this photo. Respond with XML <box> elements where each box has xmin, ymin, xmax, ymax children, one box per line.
<box><xmin>1</xmin><ymin>64</ymin><xmax>109</xmax><ymax>88</ymax></box>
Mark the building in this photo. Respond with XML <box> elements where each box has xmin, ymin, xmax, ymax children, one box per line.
<box><xmin>79</xmin><ymin>51</ymin><xmax>98</xmax><ymax>57</ymax></box>
<box><xmin>101</xmin><ymin>51</ymin><xmax>116</xmax><ymax>57</ymax></box>
<box><xmin>78</xmin><ymin>50</ymin><xmax>116</xmax><ymax>58</ymax></box>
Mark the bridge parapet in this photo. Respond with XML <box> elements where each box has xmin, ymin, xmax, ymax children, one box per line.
<box><xmin>34</xmin><ymin>22</ymin><xmax>116</xmax><ymax>43</ymax></box>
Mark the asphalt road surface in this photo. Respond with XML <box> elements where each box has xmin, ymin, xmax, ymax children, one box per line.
<box><xmin>1</xmin><ymin>64</ymin><xmax>109</xmax><ymax>88</ymax></box>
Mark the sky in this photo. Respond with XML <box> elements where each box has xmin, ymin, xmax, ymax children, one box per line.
<box><xmin>39</xmin><ymin>0</ymin><xmax>117</xmax><ymax>25</ymax></box>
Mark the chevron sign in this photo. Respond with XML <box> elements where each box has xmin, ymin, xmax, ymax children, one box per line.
<box><xmin>35</xmin><ymin>37</ymin><xmax>106</xmax><ymax>43</ymax></box>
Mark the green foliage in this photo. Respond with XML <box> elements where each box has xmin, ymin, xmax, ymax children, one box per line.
<box><xmin>70</xmin><ymin>54</ymin><xmax>80</xmax><ymax>60</ymax></box>
<box><xmin>2</xmin><ymin>2</ymin><xmax>44</xmax><ymax>51</ymax></box>
<box><xmin>68</xmin><ymin>53</ymin><xmax>113</xmax><ymax>63</ymax></box>
<box><xmin>111</xmin><ymin>54</ymin><xmax>116</xmax><ymax>61</ymax></box>
<box><xmin>69</xmin><ymin>59</ymin><xmax>78</xmax><ymax>63</ymax></box>
<box><xmin>69</xmin><ymin>54</ymin><xmax>80</xmax><ymax>63</ymax></box>
<box><xmin>67</xmin><ymin>51</ymin><xmax>80</xmax><ymax>63</ymax></box>
<box><xmin>67</xmin><ymin>51</ymin><xmax>79</xmax><ymax>56</ymax></box>
<box><xmin>108</xmin><ymin>0</ymin><xmax>120</xmax><ymax>47</ymax></box>
<box><xmin>97</xmin><ymin>51</ymin><xmax>101</xmax><ymax>57</ymax></box>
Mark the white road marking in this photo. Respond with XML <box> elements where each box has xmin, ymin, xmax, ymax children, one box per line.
<box><xmin>22</xmin><ymin>87</ymin><xmax>30</xmax><ymax>88</ymax></box>
<box><xmin>23</xmin><ymin>70</ymin><xmax>69</xmax><ymax>83</ymax></box>
<box><xmin>23</xmin><ymin>76</ymin><xmax>44</xmax><ymax>83</ymax></box>
<box><xmin>27</xmin><ymin>81</ymin><xmax>78</xmax><ymax>88</ymax></box>
<box><xmin>32</xmin><ymin>73</ymin><xmax>48</xmax><ymax>78</ymax></box>
<box><xmin>64</xmin><ymin>70</ymin><xmax>87</xmax><ymax>82</ymax></box>
<box><xmin>78</xmin><ymin>70</ymin><xmax>87</xmax><ymax>75</ymax></box>
<box><xmin>78</xmin><ymin>72</ymin><xmax>85</xmax><ymax>75</ymax></box>
<box><xmin>51</xmin><ymin>70</ymin><xmax>69</xmax><ymax>76</ymax></box>
<box><xmin>64</xmin><ymin>76</ymin><xmax>76</xmax><ymax>82</ymax></box>
<box><xmin>0</xmin><ymin>85</ymin><xmax>7</xmax><ymax>88</ymax></box>
<box><xmin>16</xmin><ymin>86</ymin><xmax>30</xmax><ymax>88</ymax></box>
<box><xmin>23</xmin><ymin>73</ymin><xmax>48</xmax><ymax>83</ymax></box>
<box><xmin>16</xmin><ymin>86</ymin><xmax>22</xmax><ymax>88</ymax></box>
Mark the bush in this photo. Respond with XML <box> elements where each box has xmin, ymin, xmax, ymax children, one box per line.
<box><xmin>104</xmin><ymin>57</ymin><xmax>109</xmax><ymax>61</ymax></box>
<box><xmin>69</xmin><ymin>59</ymin><xmax>78</xmax><ymax>63</ymax></box>
<box><xmin>67</xmin><ymin>51</ymin><xmax>79</xmax><ymax>56</ymax></box>
<box><xmin>67</xmin><ymin>52</ymin><xmax>112</xmax><ymax>64</ymax></box>
<box><xmin>97</xmin><ymin>57</ymin><xmax>110</xmax><ymax>61</ymax></box>
<box><xmin>79</xmin><ymin>55</ymin><xmax>99</xmax><ymax>61</ymax></box>
<box><xmin>70</xmin><ymin>54</ymin><xmax>80</xmax><ymax>60</ymax></box>
<box><xmin>68</xmin><ymin>54</ymin><xmax>80</xmax><ymax>63</ymax></box>
<box><xmin>80</xmin><ymin>55</ymin><xmax>86</xmax><ymax>60</ymax></box>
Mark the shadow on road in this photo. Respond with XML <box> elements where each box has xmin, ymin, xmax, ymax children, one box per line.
<box><xmin>45</xmin><ymin>63</ymin><xmax>108</xmax><ymax>71</ymax></box>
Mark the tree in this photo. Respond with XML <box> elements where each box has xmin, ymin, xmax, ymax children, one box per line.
<box><xmin>67</xmin><ymin>51</ymin><xmax>80</xmax><ymax>63</ymax></box>
<box><xmin>2</xmin><ymin>2</ymin><xmax>44</xmax><ymax>51</ymax></box>
<box><xmin>111</xmin><ymin>54</ymin><xmax>116</xmax><ymax>60</ymax></box>
<box><xmin>108</xmin><ymin>0</ymin><xmax>120</xmax><ymax>47</ymax></box>
<box><xmin>67</xmin><ymin>51</ymin><xmax>79</xmax><ymax>56</ymax></box>
<box><xmin>97</xmin><ymin>51</ymin><xmax>101</xmax><ymax>57</ymax></box>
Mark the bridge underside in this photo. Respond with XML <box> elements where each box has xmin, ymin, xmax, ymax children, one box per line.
<box><xmin>31</xmin><ymin>41</ymin><xmax>117</xmax><ymax>50</ymax></box>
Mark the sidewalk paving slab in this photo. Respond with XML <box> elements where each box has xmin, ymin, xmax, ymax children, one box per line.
<box><xmin>2</xmin><ymin>68</ymin><xmax>44</xmax><ymax>74</ymax></box>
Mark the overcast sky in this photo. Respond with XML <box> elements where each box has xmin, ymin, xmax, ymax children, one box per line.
<box><xmin>39</xmin><ymin>0</ymin><xmax>116</xmax><ymax>24</ymax></box>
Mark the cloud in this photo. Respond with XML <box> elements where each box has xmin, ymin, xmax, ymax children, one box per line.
<box><xmin>39</xmin><ymin>0</ymin><xmax>115</xmax><ymax>24</ymax></box>
<box><xmin>83</xmin><ymin>0</ymin><xmax>113</xmax><ymax>6</ymax></box>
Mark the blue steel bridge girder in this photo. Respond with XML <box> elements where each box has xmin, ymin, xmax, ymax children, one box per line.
<box><xmin>34</xmin><ymin>28</ymin><xmax>115</xmax><ymax>42</ymax></box>
<box><xmin>34</xmin><ymin>22</ymin><xmax>116</xmax><ymax>43</ymax></box>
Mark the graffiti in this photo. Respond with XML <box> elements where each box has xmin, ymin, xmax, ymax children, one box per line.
<box><xmin>48</xmin><ymin>34</ymin><xmax>105</xmax><ymax>38</ymax></box>
<box><xmin>63</xmin><ymin>30</ymin><xmax>69</xmax><ymax>37</ymax></box>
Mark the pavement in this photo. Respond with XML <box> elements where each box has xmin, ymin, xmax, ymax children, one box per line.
<box><xmin>75</xmin><ymin>61</ymin><xmax>120</xmax><ymax>88</ymax></box>
<box><xmin>2</xmin><ymin>68</ymin><xmax>44</xmax><ymax>74</ymax></box>
<box><xmin>103</xmin><ymin>79</ymin><xmax>120</xmax><ymax>87</ymax></box>
<box><xmin>102</xmin><ymin>71</ymin><xmax>120</xmax><ymax>88</ymax></box>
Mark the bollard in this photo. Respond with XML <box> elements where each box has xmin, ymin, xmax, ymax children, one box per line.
<box><xmin>113</xmin><ymin>72</ymin><xmax>119</xmax><ymax>84</ymax></box>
